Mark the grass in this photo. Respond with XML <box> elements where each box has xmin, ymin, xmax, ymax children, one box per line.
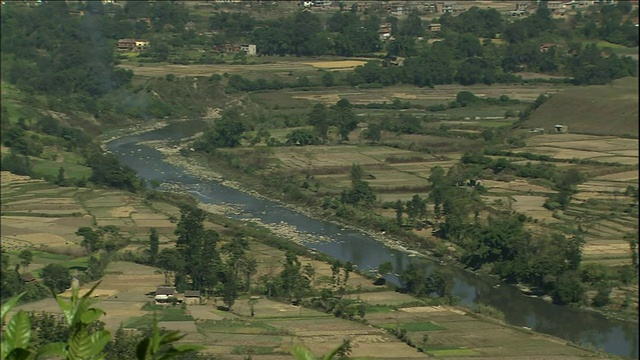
<box><xmin>64</xmin><ymin>256</ymin><xmax>89</xmax><ymax>270</ymax></box>
<box><xmin>30</xmin><ymin>158</ymin><xmax>92</xmax><ymax>180</ymax></box>
<box><xmin>526</xmin><ymin>76</ymin><xmax>639</xmax><ymax>137</ymax></box>
<box><xmin>365</xmin><ymin>305</ymin><xmax>397</xmax><ymax>314</ymax></box>
<box><xmin>379</xmin><ymin>321</ymin><xmax>447</xmax><ymax>332</ymax></box>
<box><xmin>196</xmin><ymin>319</ymin><xmax>280</xmax><ymax>334</ymax></box>
<box><xmin>426</xmin><ymin>348</ymin><xmax>480</xmax><ymax>356</ymax></box>
<box><xmin>125</xmin><ymin>307</ymin><xmax>194</xmax><ymax>329</ymax></box>
<box><xmin>230</xmin><ymin>345</ymin><xmax>276</xmax><ymax>355</ymax></box>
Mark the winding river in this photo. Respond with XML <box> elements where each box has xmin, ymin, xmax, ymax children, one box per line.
<box><xmin>107</xmin><ymin>120</ymin><xmax>638</xmax><ymax>359</ymax></box>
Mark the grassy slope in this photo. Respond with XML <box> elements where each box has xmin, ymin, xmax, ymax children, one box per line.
<box><xmin>525</xmin><ymin>77</ymin><xmax>639</xmax><ymax>137</ymax></box>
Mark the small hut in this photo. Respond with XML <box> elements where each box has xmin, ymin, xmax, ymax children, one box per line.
<box><xmin>184</xmin><ymin>290</ymin><xmax>201</xmax><ymax>305</ymax></box>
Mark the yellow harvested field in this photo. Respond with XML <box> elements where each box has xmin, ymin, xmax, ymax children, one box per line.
<box><xmin>110</xmin><ymin>205</ymin><xmax>136</xmax><ymax>217</ymax></box>
<box><xmin>583</xmin><ymin>243</ymin><xmax>630</xmax><ymax>256</ymax></box>
<box><xmin>301</xmin><ymin>60</ymin><xmax>367</xmax><ymax>69</ymax></box>
<box><xmin>291</xmin><ymin>93</ymin><xmax>342</xmax><ymax>103</ymax></box>
<box><xmin>10</xmin><ymin>233</ymin><xmax>70</xmax><ymax>247</ymax></box>
<box><xmin>0</xmin><ymin>171</ymin><xmax>42</xmax><ymax>184</ymax></box>
<box><xmin>593</xmin><ymin>170</ymin><xmax>639</xmax><ymax>182</ymax></box>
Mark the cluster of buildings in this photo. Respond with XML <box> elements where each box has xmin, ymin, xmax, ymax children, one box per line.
<box><xmin>117</xmin><ymin>39</ymin><xmax>151</xmax><ymax>52</ymax></box>
<box><xmin>212</xmin><ymin>43</ymin><xmax>257</xmax><ymax>56</ymax></box>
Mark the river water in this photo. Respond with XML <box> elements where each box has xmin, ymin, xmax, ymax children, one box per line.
<box><xmin>106</xmin><ymin>120</ymin><xmax>638</xmax><ymax>359</ymax></box>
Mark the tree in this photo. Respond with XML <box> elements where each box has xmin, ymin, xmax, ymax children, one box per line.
<box><xmin>248</xmin><ymin>297</ymin><xmax>258</xmax><ymax>317</ymax></box>
<box><xmin>552</xmin><ymin>271</ymin><xmax>584</xmax><ymax>305</ymax></box>
<box><xmin>331</xmin><ymin>99</ymin><xmax>357</xmax><ymax>141</ymax></box>
<box><xmin>362</xmin><ymin>122</ymin><xmax>382</xmax><ymax>143</ymax></box>
<box><xmin>18</xmin><ymin>250</ymin><xmax>33</xmax><ymax>275</ymax></box>
<box><xmin>76</xmin><ymin>227</ymin><xmax>102</xmax><ymax>253</ymax></box>
<box><xmin>221</xmin><ymin>266</ymin><xmax>239</xmax><ymax>311</ymax></box>
<box><xmin>308</xmin><ymin>103</ymin><xmax>330</xmax><ymax>142</ymax></box>
<box><xmin>156</xmin><ymin>248</ymin><xmax>184</xmax><ymax>286</ymax></box>
<box><xmin>149</xmin><ymin>228</ymin><xmax>159</xmax><ymax>264</ymax></box>
<box><xmin>377</xmin><ymin>261</ymin><xmax>393</xmax><ymax>277</ymax></box>
<box><xmin>303</xmin><ymin>263</ymin><xmax>316</xmax><ymax>287</ymax></box>
<box><xmin>56</xmin><ymin>166</ymin><xmax>67</xmax><ymax>186</ymax></box>
<box><xmin>41</xmin><ymin>263</ymin><xmax>72</xmax><ymax>293</ymax></box>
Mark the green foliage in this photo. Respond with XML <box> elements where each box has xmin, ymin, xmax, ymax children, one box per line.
<box><xmin>285</xmin><ymin>128</ymin><xmax>322</xmax><ymax>146</ymax></box>
<box><xmin>87</xmin><ymin>151</ymin><xmax>140</xmax><ymax>193</ymax></box>
<box><xmin>2</xmin><ymin>283</ymin><xmax>203</xmax><ymax>360</ymax></box>
<box><xmin>149</xmin><ymin>228</ymin><xmax>159</xmax><ymax>264</ymax></box>
<box><xmin>40</xmin><ymin>263</ymin><xmax>72</xmax><ymax>294</ymax></box>
<box><xmin>194</xmin><ymin>108</ymin><xmax>246</xmax><ymax>151</ymax></box>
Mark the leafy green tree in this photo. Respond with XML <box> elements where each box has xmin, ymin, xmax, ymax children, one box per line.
<box><xmin>76</xmin><ymin>227</ymin><xmax>103</xmax><ymax>253</ymax></box>
<box><xmin>1</xmin><ymin>150</ymin><xmax>32</xmax><ymax>176</ymax></box>
<box><xmin>285</xmin><ymin>128</ymin><xmax>321</xmax><ymax>146</ymax></box>
<box><xmin>149</xmin><ymin>228</ymin><xmax>159</xmax><ymax>264</ymax></box>
<box><xmin>552</xmin><ymin>271</ymin><xmax>584</xmax><ymax>305</ymax></box>
<box><xmin>377</xmin><ymin>261</ymin><xmax>393</xmax><ymax>277</ymax></box>
<box><xmin>303</xmin><ymin>263</ymin><xmax>316</xmax><ymax>287</ymax></box>
<box><xmin>398</xmin><ymin>11</ymin><xmax>424</xmax><ymax>37</ymax></box>
<box><xmin>308</xmin><ymin>103</ymin><xmax>330</xmax><ymax>142</ymax></box>
<box><xmin>41</xmin><ymin>263</ymin><xmax>72</xmax><ymax>294</ymax></box>
<box><xmin>221</xmin><ymin>265</ymin><xmax>239</xmax><ymax>311</ymax></box>
<box><xmin>363</xmin><ymin>122</ymin><xmax>382</xmax><ymax>143</ymax></box>
<box><xmin>195</xmin><ymin>108</ymin><xmax>246</xmax><ymax>150</ymax></box>
<box><xmin>331</xmin><ymin>99</ymin><xmax>357</xmax><ymax>141</ymax></box>
<box><xmin>1</xmin><ymin>250</ymin><xmax>23</xmax><ymax>301</ymax></box>
<box><xmin>18</xmin><ymin>250</ymin><xmax>33</xmax><ymax>275</ymax></box>
<box><xmin>156</xmin><ymin>248</ymin><xmax>184</xmax><ymax>286</ymax></box>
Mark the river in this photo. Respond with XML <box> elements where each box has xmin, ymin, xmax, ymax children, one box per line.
<box><xmin>106</xmin><ymin>120</ymin><xmax>638</xmax><ymax>359</ymax></box>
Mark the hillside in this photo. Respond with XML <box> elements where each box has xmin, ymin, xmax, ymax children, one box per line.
<box><xmin>525</xmin><ymin>77</ymin><xmax>639</xmax><ymax>137</ymax></box>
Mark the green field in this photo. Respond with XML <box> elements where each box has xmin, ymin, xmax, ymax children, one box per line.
<box><xmin>526</xmin><ymin>77</ymin><xmax>639</xmax><ymax>137</ymax></box>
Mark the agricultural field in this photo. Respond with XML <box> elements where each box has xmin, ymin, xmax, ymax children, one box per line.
<box><xmin>118</xmin><ymin>58</ymin><xmax>369</xmax><ymax>78</ymax></box>
<box><xmin>526</xmin><ymin>77</ymin><xmax>639</xmax><ymax>137</ymax></box>
<box><xmin>0</xmin><ymin>171</ymin><xmax>182</xmax><ymax>274</ymax></box>
<box><xmin>12</xmin><ymin>264</ymin><xmax>607</xmax><ymax>360</ymax></box>
<box><xmin>511</xmin><ymin>133</ymin><xmax>639</xmax><ymax>266</ymax></box>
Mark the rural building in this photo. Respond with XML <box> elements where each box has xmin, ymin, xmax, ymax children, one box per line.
<box><xmin>21</xmin><ymin>273</ymin><xmax>37</xmax><ymax>283</ymax></box>
<box><xmin>554</xmin><ymin>124</ymin><xmax>569</xmax><ymax>133</ymax></box>
<box><xmin>379</xmin><ymin>23</ymin><xmax>392</xmax><ymax>40</ymax></box>
<box><xmin>427</xmin><ymin>23</ymin><xmax>442</xmax><ymax>32</ymax></box>
<box><xmin>184</xmin><ymin>290</ymin><xmax>201</xmax><ymax>305</ymax></box>
<box><xmin>154</xmin><ymin>286</ymin><xmax>177</xmax><ymax>304</ymax></box>
<box><xmin>539</xmin><ymin>43</ymin><xmax>562</xmax><ymax>52</ymax></box>
<box><xmin>184</xmin><ymin>21</ymin><xmax>196</xmax><ymax>31</ymax></box>
<box><xmin>240</xmin><ymin>44</ymin><xmax>257</xmax><ymax>56</ymax></box>
<box><xmin>117</xmin><ymin>39</ymin><xmax>150</xmax><ymax>52</ymax></box>
<box><xmin>214</xmin><ymin>43</ymin><xmax>241</xmax><ymax>53</ymax></box>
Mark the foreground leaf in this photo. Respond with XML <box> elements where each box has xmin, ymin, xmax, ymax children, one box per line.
<box><xmin>5</xmin><ymin>310</ymin><xmax>32</xmax><ymax>352</ymax></box>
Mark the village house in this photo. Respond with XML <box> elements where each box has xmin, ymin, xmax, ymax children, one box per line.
<box><xmin>240</xmin><ymin>44</ymin><xmax>257</xmax><ymax>56</ymax></box>
<box><xmin>117</xmin><ymin>39</ymin><xmax>150</xmax><ymax>52</ymax></box>
<box><xmin>427</xmin><ymin>23</ymin><xmax>442</xmax><ymax>32</ymax></box>
<box><xmin>184</xmin><ymin>290</ymin><xmax>202</xmax><ymax>305</ymax></box>
<box><xmin>21</xmin><ymin>273</ymin><xmax>37</xmax><ymax>284</ymax></box>
<box><xmin>539</xmin><ymin>42</ymin><xmax>563</xmax><ymax>52</ymax></box>
<box><xmin>154</xmin><ymin>286</ymin><xmax>177</xmax><ymax>304</ymax></box>
<box><xmin>184</xmin><ymin>21</ymin><xmax>196</xmax><ymax>31</ymax></box>
<box><xmin>379</xmin><ymin>23</ymin><xmax>392</xmax><ymax>41</ymax></box>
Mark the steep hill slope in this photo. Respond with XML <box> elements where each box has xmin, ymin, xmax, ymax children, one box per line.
<box><xmin>524</xmin><ymin>77</ymin><xmax>639</xmax><ymax>137</ymax></box>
